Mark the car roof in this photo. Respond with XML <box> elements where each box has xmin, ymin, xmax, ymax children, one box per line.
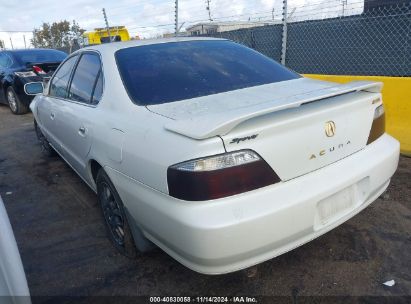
<box><xmin>81</xmin><ymin>37</ymin><xmax>226</xmax><ymax>54</ymax></box>
<box><xmin>6</xmin><ymin>48</ymin><xmax>65</xmax><ymax>53</ymax></box>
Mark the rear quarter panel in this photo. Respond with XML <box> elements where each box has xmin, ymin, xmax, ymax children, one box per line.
<box><xmin>86</xmin><ymin>50</ymin><xmax>226</xmax><ymax>194</ymax></box>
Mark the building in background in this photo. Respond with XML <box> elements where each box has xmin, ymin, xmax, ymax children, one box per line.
<box><xmin>186</xmin><ymin>21</ymin><xmax>278</xmax><ymax>36</ymax></box>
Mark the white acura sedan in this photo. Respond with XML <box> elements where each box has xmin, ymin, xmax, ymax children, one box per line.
<box><xmin>27</xmin><ymin>37</ymin><xmax>399</xmax><ymax>274</ymax></box>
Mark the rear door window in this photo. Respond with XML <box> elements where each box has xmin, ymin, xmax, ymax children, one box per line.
<box><xmin>49</xmin><ymin>55</ymin><xmax>78</xmax><ymax>98</ymax></box>
<box><xmin>0</xmin><ymin>53</ymin><xmax>13</xmax><ymax>69</ymax></box>
<box><xmin>0</xmin><ymin>53</ymin><xmax>6</xmax><ymax>69</ymax></box>
<box><xmin>68</xmin><ymin>53</ymin><xmax>102</xmax><ymax>104</ymax></box>
<box><xmin>91</xmin><ymin>71</ymin><xmax>103</xmax><ymax>105</ymax></box>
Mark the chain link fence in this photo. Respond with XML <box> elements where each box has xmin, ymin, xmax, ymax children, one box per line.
<box><xmin>200</xmin><ymin>2</ymin><xmax>411</xmax><ymax>77</ymax></box>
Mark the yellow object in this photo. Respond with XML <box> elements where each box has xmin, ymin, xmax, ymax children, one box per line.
<box><xmin>82</xmin><ymin>26</ymin><xmax>130</xmax><ymax>45</ymax></box>
<box><xmin>304</xmin><ymin>74</ymin><xmax>411</xmax><ymax>156</ymax></box>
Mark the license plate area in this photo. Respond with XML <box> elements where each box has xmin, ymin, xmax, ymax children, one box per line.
<box><xmin>314</xmin><ymin>177</ymin><xmax>370</xmax><ymax>230</ymax></box>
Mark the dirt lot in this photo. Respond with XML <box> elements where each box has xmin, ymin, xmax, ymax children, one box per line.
<box><xmin>0</xmin><ymin>105</ymin><xmax>410</xmax><ymax>302</ymax></box>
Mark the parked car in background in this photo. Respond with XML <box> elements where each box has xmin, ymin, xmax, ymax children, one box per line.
<box><xmin>0</xmin><ymin>196</ymin><xmax>31</xmax><ymax>304</ymax></box>
<box><xmin>0</xmin><ymin>49</ymin><xmax>67</xmax><ymax>114</ymax></box>
<box><xmin>27</xmin><ymin>38</ymin><xmax>399</xmax><ymax>274</ymax></box>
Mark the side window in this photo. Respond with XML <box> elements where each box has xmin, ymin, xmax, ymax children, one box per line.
<box><xmin>68</xmin><ymin>53</ymin><xmax>102</xmax><ymax>104</ymax></box>
<box><xmin>49</xmin><ymin>55</ymin><xmax>78</xmax><ymax>98</ymax></box>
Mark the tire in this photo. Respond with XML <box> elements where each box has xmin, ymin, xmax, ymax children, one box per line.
<box><xmin>96</xmin><ymin>169</ymin><xmax>138</xmax><ymax>258</ymax></box>
<box><xmin>34</xmin><ymin>120</ymin><xmax>56</xmax><ymax>157</ymax></box>
<box><xmin>7</xmin><ymin>87</ymin><xmax>28</xmax><ymax>115</ymax></box>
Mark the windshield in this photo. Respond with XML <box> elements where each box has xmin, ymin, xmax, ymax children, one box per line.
<box><xmin>115</xmin><ymin>40</ymin><xmax>300</xmax><ymax>105</ymax></box>
<box><xmin>13</xmin><ymin>49</ymin><xmax>67</xmax><ymax>65</ymax></box>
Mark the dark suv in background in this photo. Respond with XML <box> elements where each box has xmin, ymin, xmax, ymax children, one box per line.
<box><xmin>0</xmin><ymin>49</ymin><xmax>67</xmax><ymax>114</ymax></box>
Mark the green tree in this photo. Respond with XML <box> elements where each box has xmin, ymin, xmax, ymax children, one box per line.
<box><xmin>31</xmin><ymin>20</ymin><xmax>85</xmax><ymax>48</ymax></box>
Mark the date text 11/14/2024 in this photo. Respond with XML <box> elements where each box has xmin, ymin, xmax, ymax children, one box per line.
<box><xmin>149</xmin><ymin>296</ymin><xmax>258</xmax><ymax>303</ymax></box>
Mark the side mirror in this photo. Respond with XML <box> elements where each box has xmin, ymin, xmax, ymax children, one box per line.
<box><xmin>24</xmin><ymin>82</ymin><xmax>44</xmax><ymax>96</ymax></box>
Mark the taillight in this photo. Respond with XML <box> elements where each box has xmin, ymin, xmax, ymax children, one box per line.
<box><xmin>32</xmin><ymin>65</ymin><xmax>46</xmax><ymax>75</ymax></box>
<box><xmin>14</xmin><ymin>71</ymin><xmax>36</xmax><ymax>77</ymax></box>
<box><xmin>167</xmin><ymin>150</ymin><xmax>280</xmax><ymax>201</ymax></box>
<box><xmin>367</xmin><ymin>105</ymin><xmax>385</xmax><ymax>144</ymax></box>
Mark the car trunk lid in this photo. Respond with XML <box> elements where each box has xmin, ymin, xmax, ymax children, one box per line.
<box><xmin>148</xmin><ymin>78</ymin><xmax>382</xmax><ymax>180</ymax></box>
<box><xmin>26</xmin><ymin>61</ymin><xmax>62</xmax><ymax>75</ymax></box>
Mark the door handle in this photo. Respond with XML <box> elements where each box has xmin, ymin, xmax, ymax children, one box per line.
<box><xmin>78</xmin><ymin>126</ymin><xmax>86</xmax><ymax>136</ymax></box>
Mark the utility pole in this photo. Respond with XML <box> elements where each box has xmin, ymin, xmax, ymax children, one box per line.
<box><xmin>341</xmin><ymin>0</ymin><xmax>348</xmax><ymax>17</ymax></box>
<box><xmin>23</xmin><ymin>35</ymin><xmax>27</xmax><ymax>49</ymax></box>
<box><xmin>206</xmin><ymin>0</ymin><xmax>212</xmax><ymax>21</ymax></box>
<box><xmin>49</xmin><ymin>26</ymin><xmax>55</xmax><ymax>48</ymax></box>
<box><xmin>9</xmin><ymin>37</ymin><xmax>14</xmax><ymax>50</ymax></box>
<box><xmin>32</xmin><ymin>29</ymin><xmax>37</xmax><ymax>48</ymax></box>
<box><xmin>175</xmin><ymin>0</ymin><xmax>178</xmax><ymax>36</ymax></box>
<box><xmin>102</xmin><ymin>8</ymin><xmax>112</xmax><ymax>42</ymax></box>
<box><xmin>281</xmin><ymin>0</ymin><xmax>288</xmax><ymax>65</ymax></box>
<box><xmin>272</xmin><ymin>8</ymin><xmax>275</xmax><ymax>21</ymax></box>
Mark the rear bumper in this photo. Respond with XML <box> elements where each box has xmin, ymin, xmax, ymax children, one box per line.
<box><xmin>107</xmin><ymin>134</ymin><xmax>400</xmax><ymax>274</ymax></box>
<box><xmin>14</xmin><ymin>79</ymin><xmax>36</xmax><ymax>106</ymax></box>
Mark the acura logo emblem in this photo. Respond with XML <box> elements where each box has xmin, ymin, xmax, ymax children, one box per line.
<box><xmin>325</xmin><ymin>121</ymin><xmax>336</xmax><ymax>137</ymax></box>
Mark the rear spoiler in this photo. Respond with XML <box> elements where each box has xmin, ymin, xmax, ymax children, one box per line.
<box><xmin>165</xmin><ymin>81</ymin><xmax>383</xmax><ymax>140</ymax></box>
<box><xmin>25</xmin><ymin>61</ymin><xmax>62</xmax><ymax>67</ymax></box>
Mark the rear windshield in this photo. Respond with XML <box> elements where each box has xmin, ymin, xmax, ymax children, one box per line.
<box><xmin>13</xmin><ymin>49</ymin><xmax>67</xmax><ymax>65</ymax></box>
<box><xmin>115</xmin><ymin>40</ymin><xmax>300</xmax><ymax>105</ymax></box>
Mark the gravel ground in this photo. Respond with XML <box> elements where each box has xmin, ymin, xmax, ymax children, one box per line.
<box><xmin>0</xmin><ymin>105</ymin><xmax>410</xmax><ymax>302</ymax></box>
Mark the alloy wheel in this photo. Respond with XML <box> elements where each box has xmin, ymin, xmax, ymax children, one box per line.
<box><xmin>7</xmin><ymin>90</ymin><xmax>17</xmax><ymax>113</ymax></box>
<box><xmin>100</xmin><ymin>182</ymin><xmax>125</xmax><ymax>247</ymax></box>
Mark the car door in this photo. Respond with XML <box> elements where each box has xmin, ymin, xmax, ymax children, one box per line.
<box><xmin>0</xmin><ymin>53</ymin><xmax>5</xmax><ymax>104</ymax></box>
<box><xmin>0</xmin><ymin>52</ymin><xmax>14</xmax><ymax>104</ymax></box>
<box><xmin>39</xmin><ymin>55</ymin><xmax>79</xmax><ymax>148</ymax></box>
<box><xmin>51</xmin><ymin>52</ymin><xmax>103</xmax><ymax>178</ymax></box>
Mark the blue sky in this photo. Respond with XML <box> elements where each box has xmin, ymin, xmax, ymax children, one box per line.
<box><xmin>0</xmin><ymin>0</ymin><xmax>363</xmax><ymax>49</ymax></box>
